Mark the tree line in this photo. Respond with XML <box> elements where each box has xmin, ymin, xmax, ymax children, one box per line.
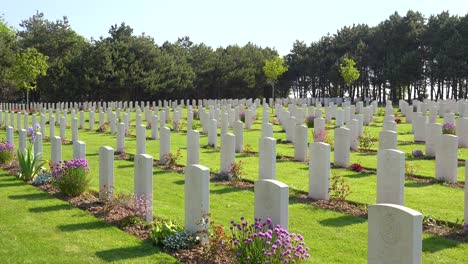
<box><xmin>283</xmin><ymin>10</ymin><xmax>468</xmax><ymax>103</ymax></box>
<box><xmin>1</xmin><ymin>10</ymin><xmax>467</xmax><ymax>104</ymax></box>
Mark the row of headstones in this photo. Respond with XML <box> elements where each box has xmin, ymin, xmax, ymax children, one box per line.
<box><xmin>6</xmin><ymin>127</ymin><xmax>85</xmax><ymax>164</ymax></box>
<box><xmin>0</xmin><ymin>97</ymin><xmax>349</xmax><ymax>112</ymax></box>
<box><xmin>5</xmin><ymin>112</ymin><xmax>457</xmax><ymax>264</ymax></box>
<box><xmin>400</xmin><ymin>99</ymin><xmax>468</xmax><ymax>118</ymax></box>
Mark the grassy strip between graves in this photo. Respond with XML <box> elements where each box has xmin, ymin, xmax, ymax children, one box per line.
<box><xmin>0</xmin><ymin>170</ymin><xmax>177</xmax><ymax>264</ymax></box>
<box><xmin>1</xmin><ymin>107</ymin><xmax>468</xmax><ymax>263</ymax></box>
<box><xmin>2</xmin><ymin>161</ymin><xmax>468</xmax><ymax>263</ymax></box>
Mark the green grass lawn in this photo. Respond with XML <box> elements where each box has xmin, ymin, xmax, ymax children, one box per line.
<box><xmin>1</xmin><ymin>106</ymin><xmax>467</xmax><ymax>263</ymax></box>
<box><xmin>0</xmin><ymin>171</ymin><xmax>177</xmax><ymax>263</ymax></box>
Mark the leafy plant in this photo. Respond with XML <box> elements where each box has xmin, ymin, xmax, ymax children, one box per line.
<box><xmin>239</xmin><ymin>111</ymin><xmax>245</xmax><ymax>122</ymax></box>
<box><xmin>305</xmin><ymin>115</ymin><xmax>315</xmax><ymax>128</ymax></box>
<box><xmin>329</xmin><ymin>171</ymin><xmax>352</xmax><ymax>200</ymax></box>
<box><xmin>350</xmin><ymin>163</ymin><xmax>364</xmax><ymax>172</ymax></box>
<box><xmin>229</xmin><ymin>160</ymin><xmax>244</xmax><ymax>181</ymax></box>
<box><xmin>412</xmin><ymin>149</ymin><xmax>424</xmax><ymax>159</ymax></box>
<box><xmin>230</xmin><ymin>217</ymin><xmax>310</xmax><ymax>263</ymax></box>
<box><xmin>405</xmin><ymin>162</ymin><xmax>419</xmax><ymax>178</ymax></box>
<box><xmin>192</xmin><ymin>110</ymin><xmax>199</xmax><ymax>120</ymax></box>
<box><xmin>423</xmin><ymin>214</ymin><xmax>437</xmax><ymax>228</ymax></box>
<box><xmin>164</xmin><ymin>230</ymin><xmax>198</xmax><ymax>251</ymax></box>
<box><xmin>161</xmin><ymin>148</ymin><xmax>182</xmax><ymax>166</ymax></box>
<box><xmin>314</xmin><ymin>128</ymin><xmax>327</xmax><ymax>142</ymax></box>
<box><xmin>442</xmin><ymin>123</ymin><xmax>456</xmax><ymax>135</ymax></box>
<box><xmin>119</xmin><ymin>215</ymin><xmax>143</xmax><ymax>228</ymax></box>
<box><xmin>0</xmin><ymin>141</ymin><xmax>15</xmax><ymax>164</ymax></box>
<box><xmin>32</xmin><ymin>172</ymin><xmax>52</xmax><ymax>185</ymax></box>
<box><xmin>203</xmin><ymin>221</ymin><xmax>232</xmax><ymax>263</ymax></box>
<box><xmin>17</xmin><ymin>145</ymin><xmax>46</xmax><ymax>181</ymax></box>
<box><xmin>376</xmin><ymin>108</ymin><xmax>385</xmax><ymax>116</ymax></box>
<box><xmin>96</xmin><ymin>122</ymin><xmax>109</xmax><ymax>133</ymax></box>
<box><xmin>51</xmin><ymin>159</ymin><xmax>90</xmax><ymax>196</ymax></box>
<box><xmin>243</xmin><ymin>144</ymin><xmax>254</xmax><ymax>154</ymax></box>
<box><xmin>358</xmin><ymin>128</ymin><xmax>375</xmax><ymax>151</ymax></box>
<box><xmin>150</xmin><ymin>220</ymin><xmax>183</xmax><ymax>246</ymax></box>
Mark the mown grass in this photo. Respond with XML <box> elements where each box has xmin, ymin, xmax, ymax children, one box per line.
<box><xmin>1</xmin><ymin>106</ymin><xmax>467</xmax><ymax>263</ymax></box>
<box><xmin>0</xmin><ymin>171</ymin><xmax>177</xmax><ymax>263</ymax></box>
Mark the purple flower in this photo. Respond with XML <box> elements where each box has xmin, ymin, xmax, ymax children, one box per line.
<box><xmin>442</xmin><ymin>123</ymin><xmax>456</xmax><ymax>135</ymax></box>
<box><xmin>412</xmin><ymin>149</ymin><xmax>424</xmax><ymax>158</ymax></box>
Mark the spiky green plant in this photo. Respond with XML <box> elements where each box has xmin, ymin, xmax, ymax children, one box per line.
<box><xmin>17</xmin><ymin>145</ymin><xmax>45</xmax><ymax>181</ymax></box>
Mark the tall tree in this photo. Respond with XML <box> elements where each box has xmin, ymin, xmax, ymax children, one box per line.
<box><xmin>8</xmin><ymin>47</ymin><xmax>49</xmax><ymax>104</ymax></box>
<box><xmin>263</xmin><ymin>56</ymin><xmax>288</xmax><ymax>100</ymax></box>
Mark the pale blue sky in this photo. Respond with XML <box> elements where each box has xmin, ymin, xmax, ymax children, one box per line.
<box><xmin>2</xmin><ymin>0</ymin><xmax>467</xmax><ymax>55</ymax></box>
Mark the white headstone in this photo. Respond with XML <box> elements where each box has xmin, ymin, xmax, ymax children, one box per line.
<box><xmin>134</xmin><ymin>154</ymin><xmax>153</xmax><ymax>222</ymax></box>
<box><xmin>465</xmin><ymin>160</ymin><xmax>468</xmax><ymax>227</ymax></box>
<box><xmin>187</xmin><ymin>130</ymin><xmax>200</xmax><ymax>165</ymax></box>
<box><xmin>286</xmin><ymin>116</ymin><xmax>296</xmax><ymax>142</ymax></box>
<box><xmin>18</xmin><ymin>129</ymin><xmax>27</xmax><ymax>151</ymax></box>
<box><xmin>456</xmin><ymin>117</ymin><xmax>468</xmax><ymax>147</ymax></box>
<box><xmin>72</xmin><ymin>118</ymin><xmax>78</xmax><ymax>143</ymax></box>
<box><xmin>261</xmin><ymin>122</ymin><xmax>273</xmax><ymax>138</ymax></box>
<box><xmin>379</xmin><ymin>130</ymin><xmax>397</xmax><ymax>150</ymax></box>
<box><xmin>254</xmin><ymin>179</ymin><xmax>289</xmax><ymax>229</ymax></box>
<box><xmin>116</xmin><ymin>122</ymin><xmax>125</xmax><ymax>152</ymax></box>
<box><xmin>159</xmin><ymin>127</ymin><xmax>171</xmax><ymax>164</ymax></box>
<box><xmin>334</xmin><ymin>127</ymin><xmax>351</xmax><ymax>167</ymax></box>
<box><xmin>208</xmin><ymin>119</ymin><xmax>218</xmax><ymax>147</ymax></box>
<box><xmin>89</xmin><ymin>111</ymin><xmax>95</xmax><ymax>130</ymax></box>
<box><xmin>60</xmin><ymin>116</ymin><xmax>66</xmax><ymax>140</ymax></box>
<box><xmin>73</xmin><ymin>140</ymin><xmax>86</xmax><ymax>159</ymax></box>
<box><xmin>185</xmin><ymin>164</ymin><xmax>210</xmax><ymax>239</ymax></box>
<box><xmin>377</xmin><ymin>149</ymin><xmax>405</xmax><ymax>205</ymax></box>
<box><xmin>99</xmin><ymin>146</ymin><xmax>114</xmax><ymax>200</ymax></box>
<box><xmin>425</xmin><ymin>123</ymin><xmax>442</xmax><ymax>157</ymax></box>
<box><xmin>136</xmin><ymin>124</ymin><xmax>146</xmax><ymax>155</ymax></box>
<box><xmin>309</xmin><ymin>142</ymin><xmax>330</xmax><ymax>200</ymax></box>
<box><xmin>220</xmin><ymin>133</ymin><xmax>235</xmax><ymax>174</ymax></box>
<box><xmin>233</xmin><ymin>120</ymin><xmax>243</xmax><ymax>153</ymax></box>
<box><xmin>51</xmin><ymin>136</ymin><xmax>62</xmax><ymax>164</ymax></box>
<box><xmin>413</xmin><ymin>115</ymin><xmax>427</xmax><ymax>142</ymax></box>
<box><xmin>368</xmin><ymin>204</ymin><xmax>422</xmax><ymax>264</ymax></box>
<box><xmin>259</xmin><ymin>137</ymin><xmax>276</xmax><ymax>180</ymax></box>
<box><xmin>151</xmin><ymin>115</ymin><xmax>159</xmax><ymax>140</ymax></box>
<box><xmin>33</xmin><ymin>132</ymin><xmax>43</xmax><ymax>162</ymax></box>
<box><xmin>436</xmin><ymin>134</ymin><xmax>458</xmax><ymax>183</ymax></box>
<box><xmin>348</xmin><ymin>119</ymin><xmax>359</xmax><ymax>151</ymax></box>
<box><xmin>294</xmin><ymin>125</ymin><xmax>308</xmax><ymax>162</ymax></box>
<box><xmin>382</xmin><ymin>121</ymin><xmax>397</xmax><ymax>132</ymax></box>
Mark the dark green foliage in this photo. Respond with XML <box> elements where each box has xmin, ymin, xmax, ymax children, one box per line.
<box><xmin>2</xmin><ymin>10</ymin><xmax>468</xmax><ymax>103</ymax></box>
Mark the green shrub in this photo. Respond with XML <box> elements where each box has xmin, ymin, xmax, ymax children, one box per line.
<box><xmin>164</xmin><ymin>230</ymin><xmax>198</xmax><ymax>251</ymax></box>
<box><xmin>0</xmin><ymin>141</ymin><xmax>15</xmax><ymax>164</ymax></box>
<box><xmin>150</xmin><ymin>220</ymin><xmax>183</xmax><ymax>246</ymax></box>
<box><xmin>51</xmin><ymin>159</ymin><xmax>90</xmax><ymax>196</ymax></box>
<box><xmin>17</xmin><ymin>145</ymin><xmax>46</xmax><ymax>181</ymax></box>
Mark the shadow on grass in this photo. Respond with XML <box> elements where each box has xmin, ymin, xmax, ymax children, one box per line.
<box><xmin>117</xmin><ymin>164</ymin><xmax>134</xmax><ymax>169</ymax></box>
<box><xmin>29</xmin><ymin>204</ymin><xmax>72</xmax><ymax>213</ymax></box>
<box><xmin>342</xmin><ymin>171</ymin><xmax>374</xmax><ymax>179</ymax></box>
<box><xmin>95</xmin><ymin>244</ymin><xmax>173</xmax><ymax>262</ymax></box>
<box><xmin>57</xmin><ymin>221</ymin><xmax>111</xmax><ymax>232</ymax></box>
<box><xmin>0</xmin><ymin>182</ymin><xmax>26</xmax><ymax>187</ymax></box>
<box><xmin>86</xmin><ymin>153</ymin><xmax>99</xmax><ymax>157</ymax></box>
<box><xmin>173</xmin><ymin>179</ymin><xmax>184</xmax><ymax>185</ymax></box>
<box><xmin>210</xmin><ymin>185</ymin><xmax>242</xmax><ymax>195</ymax></box>
<box><xmin>319</xmin><ymin>215</ymin><xmax>366</xmax><ymax>227</ymax></box>
<box><xmin>404</xmin><ymin>181</ymin><xmax>432</xmax><ymax>188</ymax></box>
<box><xmin>422</xmin><ymin>236</ymin><xmax>460</xmax><ymax>253</ymax></box>
<box><xmin>0</xmin><ymin>174</ymin><xmax>16</xmax><ymax>179</ymax></box>
<box><xmin>8</xmin><ymin>192</ymin><xmax>52</xmax><ymax>200</ymax></box>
